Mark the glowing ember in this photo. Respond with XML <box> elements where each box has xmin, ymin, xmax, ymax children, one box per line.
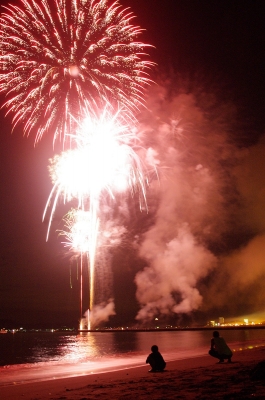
<box><xmin>68</xmin><ymin>65</ymin><xmax>80</xmax><ymax>78</ymax></box>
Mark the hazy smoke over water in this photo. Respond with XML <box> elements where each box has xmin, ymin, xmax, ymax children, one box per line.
<box><xmin>201</xmin><ymin>136</ymin><xmax>265</xmax><ymax>318</ymax></box>
<box><xmin>135</xmin><ymin>225</ymin><xmax>217</xmax><ymax>320</ymax></box>
<box><xmin>134</xmin><ymin>83</ymin><xmax>265</xmax><ymax>322</ymax></box>
<box><xmin>90</xmin><ymin>299</ymin><xmax>116</xmax><ymax>327</ymax></box>
<box><xmin>82</xmin><ymin>299</ymin><xmax>115</xmax><ymax>328</ymax></box>
<box><xmin>202</xmin><ymin>235</ymin><xmax>265</xmax><ymax>317</ymax></box>
<box><xmin>233</xmin><ymin>136</ymin><xmax>265</xmax><ymax>234</ymax></box>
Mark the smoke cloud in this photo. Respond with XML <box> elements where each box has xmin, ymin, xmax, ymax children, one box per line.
<box><xmin>202</xmin><ymin>234</ymin><xmax>265</xmax><ymax>317</ymax></box>
<box><xmin>233</xmin><ymin>136</ymin><xmax>265</xmax><ymax>233</ymax></box>
<box><xmin>83</xmin><ymin>299</ymin><xmax>116</xmax><ymax>328</ymax></box>
<box><xmin>135</xmin><ymin>224</ymin><xmax>217</xmax><ymax>320</ymax></box>
<box><xmin>201</xmin><ymin>136</ymin><xmax>265</xmax><ymax>318</ymax></box>
<box><xmin>133</xmin><ymin>83</ymin><xmax>265</xmax><ymax>323</ymax></box>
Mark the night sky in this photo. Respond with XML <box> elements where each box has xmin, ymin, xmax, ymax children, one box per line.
<box><xmin>1</xmin><ymin>0</ymin><xmax>265</xmax><ymax>329</ymax></box>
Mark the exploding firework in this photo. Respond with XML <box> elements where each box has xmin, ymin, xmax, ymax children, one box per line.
<box><xmin>44</xmin><ymin>107</ymin><xmax>148</xmax><ymax>236</ymax></box>
<box><xmin>0</xmin><ymin>0</ymin><xmax>155</xmax><ymax>329</ymax></box>
<box><xmin>45</xmin><ymin>107</ymin><xmax>151</xmax><ymax>328</ymax></box>
<box><xmin>0</xmin><ymin>0</ymin><xmax>153</xmax><ymax>143</ymax></box>
<box><xmin>60</xmin><ymin>209</ymin><xmax>94</xmax><ymax>254</ymax></box>
<box><xmin>60</xmin><ymin>208</ymin><xmax>127</xmax><ymax>254</ymax></box>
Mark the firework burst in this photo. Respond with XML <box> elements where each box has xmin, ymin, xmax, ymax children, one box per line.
<box><xmin>44</xmin><ymin>107</ymin><xmax>148</xmax><ymax>237</ymax></box>
<box><xmin>44</xmin><ymin>106</ymin><xmax>150</xmax><ymax>328</ymax></box>
<box><xmin>60</xmin><ymin>208</ymin><xmax>126</xmax><ymax>254</ymax></box>
<box><xmin>60</xmin><ymin>209</ymin><xmax>94</xmax><ymax>254</ymax></box>
<box><xmin>0</xmin><ymin>0</ymin><xmax>153</xmax><ymax>143</ymax></box>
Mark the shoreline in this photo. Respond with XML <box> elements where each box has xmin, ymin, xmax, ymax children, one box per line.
<box><xmin>79</xmin><ymin>325</ymin><xmax>265</xmax><ymax>332</ymax></box>
<box><xmin>1</xmin><ymin>347</ymin><xmax>265</xmax><ymax>399</ymax></box>
<box><xmin>2</xmin><ymin>325</ymin><xmax>265</xmax><ymax>335</ymax></box>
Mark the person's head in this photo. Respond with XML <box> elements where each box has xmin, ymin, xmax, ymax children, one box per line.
<box><xmin>213</xmin><ymin>331</ymin><xmax>220</xmax><ymax>338</ymax></box>
<box><xmin>151</xmin><ymin>345</ymin><xmax>158</xmax><ymax>352</ymax></box>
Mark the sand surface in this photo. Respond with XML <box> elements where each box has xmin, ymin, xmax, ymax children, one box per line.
<box><xmin>1</xmin><ymin>347</ymin><xmax>265</xmax><ymax>399</ymax></box>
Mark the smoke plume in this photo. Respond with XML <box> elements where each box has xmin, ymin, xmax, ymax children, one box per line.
<box><xmin>84</xmin><ymin>299</ymin><xmax>116</xmax><ymax>328</ymax></box>
<box><xmin>135</xmin><ymin>224</ymin><xmax>217</xmax><ymax>320</ymax></box>
<box><xmin>134</xmin><ymin>83</ymin><xmax>261</xmax><ymax>323</ymax></box>
<box><xmin>201</xmin><ymin>136</ymin><xmax>265</xmax><ymax>318</ymax></box>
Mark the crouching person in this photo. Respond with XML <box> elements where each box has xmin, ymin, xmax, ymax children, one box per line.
<box><xmin>209</xmin><ymin>331</ymin><xmax>233</xmax><ymax>363</ymax></box>
<box><xmin>146</xmin><ymin>345</ymin><xmax>166</xmax><ymax>372</ymax></box>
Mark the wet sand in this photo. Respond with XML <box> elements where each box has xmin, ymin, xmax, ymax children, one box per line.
<box><xmin>1</xmin><ymin>347</ymin><xmax>265</xmax><ymax>399</ymax></box>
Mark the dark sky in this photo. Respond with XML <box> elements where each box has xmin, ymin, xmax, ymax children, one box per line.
<box><xmin>1</xmin><ymin>0</ymin><xmax>265</xmax><ymax>328</ymax></box>
<box><xmin>131</xmin><ymin>1</ymin><xmax>265</xmax><ymax>109</ymax></box>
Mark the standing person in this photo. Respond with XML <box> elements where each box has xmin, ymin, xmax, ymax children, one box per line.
<box><xmin>146</xmin><ymin>345</ymin><xmax>166</xmax><ymax>372</ymax></box>
<box><xmin>209</xmin><ymin>331</ymin><xmax>233</xmax><ymax>363</ymax></box>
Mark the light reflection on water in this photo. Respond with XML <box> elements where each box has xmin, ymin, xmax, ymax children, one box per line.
<box><xmin>53</xmin><ymin>332</ymin><xmax>102</xmax><ymax>361</ymax></box>
<box><xmin>0</xmin><ymin>329</ymin><xmax>265</xmax><ymax>385</ymax></box>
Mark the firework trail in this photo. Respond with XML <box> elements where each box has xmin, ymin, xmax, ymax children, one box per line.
<box><xmin>59</xmin><ymin>208</ymin><xmax>98</xmax><ymax>329</ymax></box>
<box><xmin>60</xmin><ymin>208</ymin><xmax>126</xmax><ymax>328</ymax></box>
<box><xmin>0</xmin><ymin>0</ymin><xmax>153</xmax><ymax>143</ymax></box>
<box><xmin>46</xmin><ymin>107</ymin><xmax>151</xmax><ymax>328</ymax></box>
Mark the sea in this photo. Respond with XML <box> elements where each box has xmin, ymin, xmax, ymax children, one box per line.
<box><xmin>0</xmin><ymin>329</ymin><xmax>265</xmax><ymax>386</ymax></box>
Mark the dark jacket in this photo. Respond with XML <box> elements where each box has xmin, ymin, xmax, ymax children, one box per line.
<box><xmin>146</xmin><ymin>351</ymin><xmax>166</xmax><ymax>370</ymax></box>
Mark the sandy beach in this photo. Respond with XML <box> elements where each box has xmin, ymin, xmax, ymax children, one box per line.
<box><xmin>1</xmin><ymin>347</ymin><xmax>265</xmax><ymax>399</ymax></box>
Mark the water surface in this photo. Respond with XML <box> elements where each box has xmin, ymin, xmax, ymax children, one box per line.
<box><xmin>0</xmin><ymin>329</ymin><xmax>264</xmax><ymax>386</ymax></box>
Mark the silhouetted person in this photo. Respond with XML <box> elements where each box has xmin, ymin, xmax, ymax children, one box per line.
<box><xmin>146</xmin><ymin>345</ymin><xmax>166</xmax><ymax>372</ymax></box>
<box><xmin>209</xmin><ymin>331</ymin><xmax>233</xmax><ymax>363</ymax></box>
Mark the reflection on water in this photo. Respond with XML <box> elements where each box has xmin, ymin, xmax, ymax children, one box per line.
<box><xmin>61</xmin><ymin>333</ymin><xmax>103</xmax><ymax>361</ymax></box>
<box><xmin>0</xmin><ymin>329</ymin><xmax>265</xmax><ymax>386</ymax></box>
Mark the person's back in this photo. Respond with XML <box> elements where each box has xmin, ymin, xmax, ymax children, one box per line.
<box><xmin>146</xmin><ymin>345</ymin><xmax>166</xmax><ymax>372</ymax></box>
<box><xmin>213</xmin><ymin>336</ymin><xmax>232</xmax><ymax>357</ymax></box>
<box><xmin>209</xmin><ymin>331</ymin><xmax>233</xmax><ymax>363</ymax></box>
